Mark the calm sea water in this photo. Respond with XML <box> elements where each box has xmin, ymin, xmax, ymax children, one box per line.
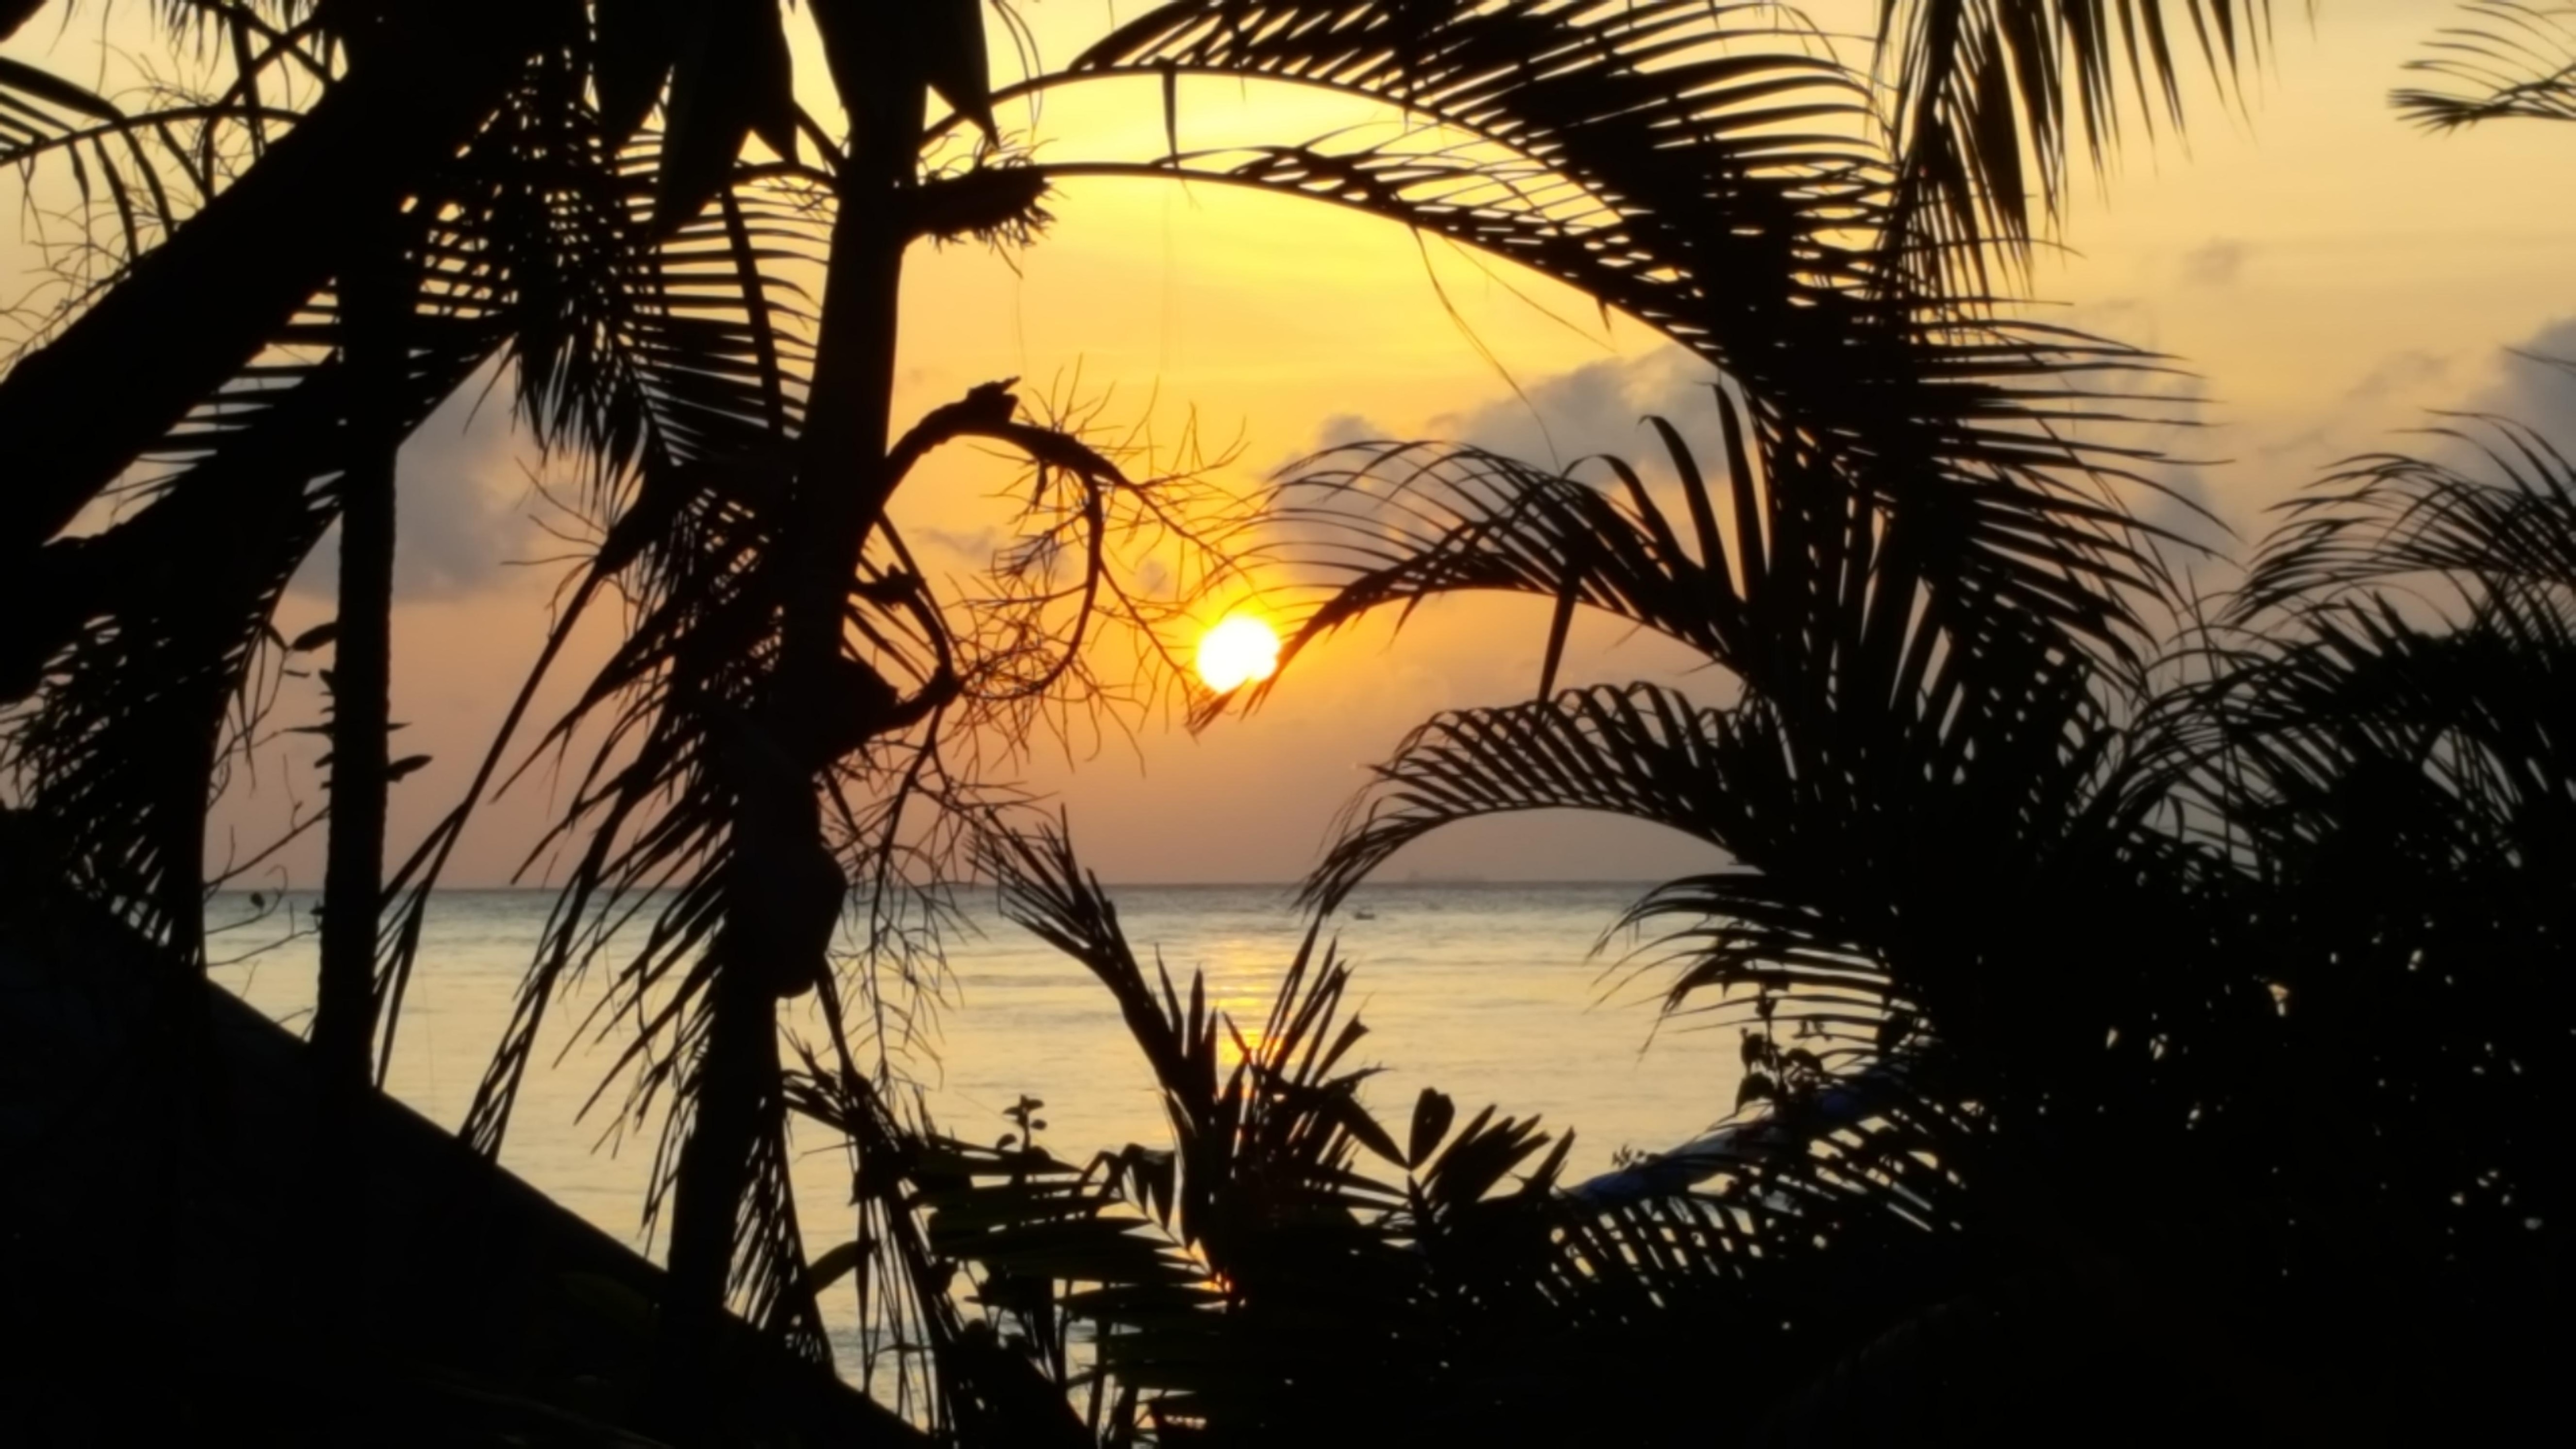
<box><xmin>206</xmin><ymin>882</ymin><xmax>1740</xmax><ymax>1275</ymax></box>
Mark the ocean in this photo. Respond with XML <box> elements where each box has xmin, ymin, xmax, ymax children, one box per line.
<box><xmin>206</xmin><ymin>882</ymin><xmax>1742</xmax><ymax>1269</ymax></box>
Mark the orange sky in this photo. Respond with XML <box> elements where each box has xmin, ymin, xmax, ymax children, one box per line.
<box><xmin>8</xmin><ymin>1</ymin><xmax>2576</xmax><ymax>885</ymax></box>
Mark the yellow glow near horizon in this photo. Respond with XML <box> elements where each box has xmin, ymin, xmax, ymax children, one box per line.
<box><xmin>1195</xmin><ymin>616</ymin><xmax>1281</xmax><ymax>693</ymax></box>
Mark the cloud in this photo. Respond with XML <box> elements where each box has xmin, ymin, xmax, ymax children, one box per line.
<box><xmin>1311</xmin><ymin>412</ymin><xmax>1384</xmax><ymax>451</ymax></box>
<box><xmin>2244</xmin><ymin>348</ymin><xmax>2459</xmax><ymax>481</ymax></box>
<box><xmin>2462</xmin><ymin>317</ymin><xmax>2576</xmax><ymax>444</ymax></box>
<box><xmin>918</xmin><ymin>524</ymin><xmax>1005</xmax><ymax>563</ymax></box>
<box><xmin>2208</xmin><ymin>320</ymin><xmax>2576</xmax><ymax>539</ymax></box>
<box><xmin>2181</xmin><ymin>239</ymin><xmax>2250</xmax><ymax>289</ymax></box>
<box><xmin>392</xmin><ymin>387</ymin><xmax>549</xmax><ymax>597</ymax></box>
<box><xmin>1306</xmin><ymin>338</ymin><xmax>2243</xmax><ymax>555</ymax></box>
<box><xmin>2250</xmin><ymin>323</ymin><xmax>2576</xmax><ymax>488</ymax></box>
<box><xmin>2115</xmin><ymin>368</ymin><xmax>2232</xmax><ymax>555</ymax></box>
<box><xmin>290</xmin><ymin>377</ymin><xmax>547</xmax><ymax>603</ymax></box>
<box><xmin>1261</xmin><ymin>348</ymin><xmax>1720</xmax><ymax>592</ymax></box>
<box><xmin>1287</xmin><ymin>347</ymin><xmax>1716</xmax><ymax>478</ymax></box>
<box><xmin>1425</xmin><ymin>347</ymin><xmax>1712</xmax><ymax>473</ymax></box>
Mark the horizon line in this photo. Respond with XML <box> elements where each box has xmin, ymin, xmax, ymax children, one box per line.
<box><xmin>205</xmin><ymin>877</ymin><xmax>1671</xmax><ymax>894</ymax></box>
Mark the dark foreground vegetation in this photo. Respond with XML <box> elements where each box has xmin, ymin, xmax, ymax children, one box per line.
<box><xmin>4</xmin><ymin>2</ymin><xmax>2572</xmax><ymax>1443</ymax></box>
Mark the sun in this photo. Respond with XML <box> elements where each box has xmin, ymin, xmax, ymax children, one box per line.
<box><xmin>1195</xmin><ymin>615</ymin><xmax>1281</xmax><ymax>693</ymax></box>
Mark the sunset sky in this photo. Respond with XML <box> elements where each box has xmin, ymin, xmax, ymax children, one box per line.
<box><xmin>10</xmin><ymin>1</ymin><xmax>2576</xmax><ymax>886</ymax></box>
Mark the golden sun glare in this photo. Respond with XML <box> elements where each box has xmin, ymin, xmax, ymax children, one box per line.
<box><xmin>1195</xmin><ymin>616</ymin><xmax>1281</xmax><ymax>693</ymax></box>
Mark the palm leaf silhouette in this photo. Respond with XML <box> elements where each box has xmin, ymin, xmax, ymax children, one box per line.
<box><xmin>2395</xmin><ymin>1</ymin><xmax>2576</xmax><ymax>129</ymax></box>
<box><xmin>1055</xmin><ymin>1</ymin><xmax>2187</xmax><ymax>548</ymax></box>
<box><xmin>0</xmin><ymin>0</ymin><xmax>566</xmax><ymax>552</ymax></box>
<box><xmin>952</xmin><ymin>817</ymin><xmax>2006</xmax><ymax>1440</ymax></box>
<box><xmin>1873</xmin><ymin>1</ymin><xmax>2281</xmax><ymax>284</ymax></box>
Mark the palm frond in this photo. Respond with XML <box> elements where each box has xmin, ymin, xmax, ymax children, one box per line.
<box><xmin>975</xmin><ymin>821</ymin><xmax>1629</xmax><ymax>1434</ymax></box>
<box><xmin>1875</xmin><ymin>1</ymin><xmax>2281</xmax><ymax>282</ymax></box>
<box><xmin>2395</xmin><ymin>2</ymin><xmax>2576</xmax><ymax>129</ymax></box>
<box><xmin>2179</xmin><ymin>591</ymin><xmax>2576</xmax><ymax>1316</ymax></box>
<box><xmin>980</xmin><ymin>822</ymin><xmax>1414</xmax><ymax>1237</ymax></box>
<box><xmin>1055</xmin><ymin>1</ymin><xmax>2187</xmax><ymax>538</ymax></box>
<box><xmin>1294</xmin><ymin>671</ymin><xmax>2137</xmax><ymax>1071</ymax></box>
<box><xmin>1265</xmin><ymin>396</ymin><xmax>2168</xmax><ymax>1041</ymax></box>
<box><xmin>2148</xmin><ymin>416</ymin><xmax>2576</xmax><ymax>1383</ymax></box>
<box><xmin>0</xmin><ymin>0</ymin><xmax>562</xmax><ymax>552</ymax></box>
<box><xmin>966</xmin><ymin>817</ymin><xmax>2016</xmax><ymax>1441</ymax></box>
<box><xmin>0</xmin><ymin>14</ymin><xmax>321</xmax><ymax>331</ymax></box>
<box><xmin>1272</xmin><ymin>383</ymin><xmax>2253</xmax><ymax>1213</ymax></box>
<box><xmin>2228</xmin><ymin>414</ymin><xmax>2576</xmax><ymax>619</ymax></box>
<box><xmin>1263</xmin><ymin>391</ymin><xmax>2162</xmax><ymax>727</ymax></box>
<box><xmin>1</xmin><ymin>303</ymin><xmax>500</xmax><ymax>960</ymax></box>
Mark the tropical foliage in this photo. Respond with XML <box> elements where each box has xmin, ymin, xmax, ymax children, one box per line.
<box><xmin>2</xmin><ymin>0</ymin><xmax>2566</xmax><ymax>1444</ymax></box>
<box><xmin>1153</xmin><ymin>6</ymin><xmax>2575</xmax><ymax>1440</ymax></box>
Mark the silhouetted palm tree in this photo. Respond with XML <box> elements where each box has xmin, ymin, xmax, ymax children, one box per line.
<box><xmin>1215</xmin><ymin>12</ymin><xmax>2576</xmax><ymax>1430</ymax></box>
<box><xmin>2170</xmin><ymin>415</ymin><xmax>2576</xmax><ymax>1430</ymax></box>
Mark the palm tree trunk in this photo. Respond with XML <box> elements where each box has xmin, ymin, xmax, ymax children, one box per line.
<box><xmin>651</xmin><ymin>58</ymin><xmax>928</xmax><ymax>1443</ymax></box>
<box><xmin>313</xmin><ymin>216</ymin><xmax>411</xmax><ymax>1097</ymax></box>
<box><xmin>294</xmin><ymin>199</ymin><xmax>414</xmax><ymax>1440</ymax></box>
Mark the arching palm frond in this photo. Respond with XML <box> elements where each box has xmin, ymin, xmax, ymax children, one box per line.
<box><xmin>1265</xmin><ymin>388</ymin><xmax>2162</xmax><ymax>716</ymax></box>
<box><xmin>1059</xmin><ymin>1</ymin><xmax>2184</xmax><ymax>544</ymax></box>
<box><xmin>1294</xmin><ymin>682</ymin><xmax>1920</xmax><ymax>1074</ymax></box>
<box><xmin>2228</xmin><ymin>415</ymin><xmax>2576</xmax><ymax>617</ymax></box>
<box><xmin>1303</xmin><ymin>659</ymin><xmax>2174</xmax><ymax>1060</ymax></box>
<box><xmin>2395</xmin><ymin>2</ymin><xmax>2576</xmax><ymax>129</ymax></box>
<box><xmin>1263</xmin><ymin>360</ymin><xmax>2243</xmax><ymax>1098</ymax></box>
<box><xmin>1255</xmin><ymin>338</ymin><xmax>2298</xmax><ymax>1436</ymax></box>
